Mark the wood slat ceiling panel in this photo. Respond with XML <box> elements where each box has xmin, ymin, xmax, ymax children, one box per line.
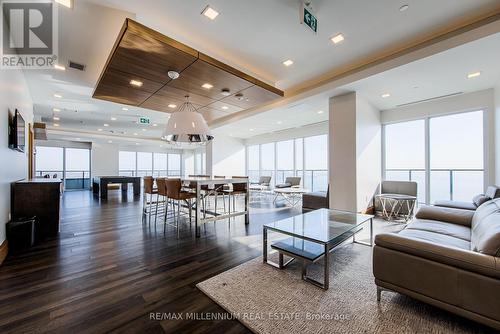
<box><xmin>93</xmin><ymin>68</ymin><xmax>164</xmax><ymax>106</ymax></box>
<box><xmin>167</xmin><ymin>59</ymin><xmax>254</xmax><ymax>100</ymax></box>
<box><xmin>93</xmin><ymin>19</ymin><xmax>284</xmax><ymax>122</ymax></box>
<box><xmin>219</xmin><ymin>85</ymin><xmax>280</xmax><ymax>109</ymax></box>
<box><xmin>141</xmin><ymin>85</ymin><xmax>216</xmax><ymax>112</ymax></box>
<box><xmin>110</xmin><ymin>30</ymin><xmax>197</xmax><ymax>84</ymax></box>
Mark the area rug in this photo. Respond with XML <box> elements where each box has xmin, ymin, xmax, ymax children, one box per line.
<box><xmin>197</xmin><ymin>243</ymin><xmax>490</xmax><ymax>333</ymax></box>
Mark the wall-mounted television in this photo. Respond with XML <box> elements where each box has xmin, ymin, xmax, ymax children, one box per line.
<box><xmin>9</xmin><ymin>109</ymin><xmax>26</xmax><ymax>153</ymax></box>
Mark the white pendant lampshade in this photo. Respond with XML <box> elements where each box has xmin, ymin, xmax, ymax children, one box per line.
<box><xmin>161</xmin><ymin>95</ymin><xmax>214</xmax><ymax>144</ymax></box>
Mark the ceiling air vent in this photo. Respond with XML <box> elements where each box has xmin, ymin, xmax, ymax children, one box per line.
<box><xmin>396</xmin><ymin>92</ymin><xmax>463</xmax><ymax>108</ymax></box>
<box><xmin>68</xmin><ymin>61</ymin><xmax>86</xmax><ymax>71</ymax></box>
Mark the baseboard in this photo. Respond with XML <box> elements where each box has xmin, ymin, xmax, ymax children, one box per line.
<box><xmin>0</xmin><ymin>240</ymin><xmax>8</xmax><ymax>265</ymax></box>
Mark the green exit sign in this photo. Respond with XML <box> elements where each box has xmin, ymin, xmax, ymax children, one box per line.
<box><xmin>301</xmin><ymin>5</ymin><xmax>318</xmax><ymax>33</ymax></box>
<box><xmin>139</xmin><ymin>117</ymin><xmax>150</xmax><ymax>125</ymax></box>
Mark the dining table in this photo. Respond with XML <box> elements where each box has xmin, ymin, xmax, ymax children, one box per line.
<box><xmin>181</xmin><ymin>176</ymin><xmax>250</xmax><ymax>237</ymax></box>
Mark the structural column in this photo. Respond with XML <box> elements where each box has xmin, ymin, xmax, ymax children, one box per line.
<box><xmin>328</xmin><ymin>92</ymin><xmax>382</xmax><ymax>213</ymax></box>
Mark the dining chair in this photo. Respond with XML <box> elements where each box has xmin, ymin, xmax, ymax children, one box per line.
<box><xmin>166</xmin><ymin>178</ymin><xmax>196</xmax><ymax>238</ymax></box>
<box><xmin>143</xmin><ymin>176</ymin><xmax>157</xmax><ymax>224</ymax></box>
<box><xmin>155</xmin><ymin>177</ymin><xmax>170</xmax><ymax>225</ymax></box>
<box><xmin>223</xmin><ymin>176</ymin><xmax>248</xmax><ymax>213</ymax></box>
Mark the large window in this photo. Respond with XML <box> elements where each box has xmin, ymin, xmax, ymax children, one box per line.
<box><xmin>247</xmin><ymin>145</ymin><xmax>260</xmax><ymax>183</ymax></box>
<box><xmin>304</xmin><ymin>135</ymin><xmax>328</xmax><ymax>191</ymax></box>
<box><xmin>153</xmin><ymin>153</ymin><xmax>168</xmax><ymax>177</ymax></box>
<box><xmin>246</xmin><ymin>134</ymin><xmax>328</xmax><ymax>192</ymax></box>
<box><xmin>430</xmin><ymin>111</ymin><xmax>484</xmax><ymax>202</ymax></box>
<box><xmin>119</xmin><ymin>151</ymin><xmax>136</xmax><ymax>176</ymax></box>
<box><xmin>276</xmin><ymin>140</ymin><xmax>294</xmax><ymax>184</ymax></box>
<box><xmin>261</xmin><ymin>143</ymin><xmax>275</xmax><ymax>185</ymax></box>
<box><xmin>119</xmin><ymin>151</ymin><xmax>182</xmax><ymax>177</ymax></box>
<box><xmin>35</xmin><ymin>146</ymin><xmax>91</xmax><ymax>190</ymax></box>
<box><xmin>384</xmin><ymin>110</ymin><xmax>485</xmax><ymax>204</ymax></box>
<box><xmin>384</xmin><ymin>120</ymin><xmax>426</xmax><ymax>203</ymax></box>
<box><xmin>65</xmin><ymin>148</ymin><xmax>91</xmax><ymax>189</ymax></box>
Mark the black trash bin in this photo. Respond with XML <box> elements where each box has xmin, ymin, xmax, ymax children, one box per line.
<box><xmin>6</xmin><ymin>217</ymin><xmax>37</xmax><ymax>251</ymax></box>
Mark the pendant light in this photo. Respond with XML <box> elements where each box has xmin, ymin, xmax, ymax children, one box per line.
<box><xmin>161</xmin><ymin>95</ymin><xmax>214</xmax><ymax>144</ymax></box>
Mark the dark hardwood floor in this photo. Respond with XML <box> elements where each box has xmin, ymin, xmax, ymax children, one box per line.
<box><xmin>0</xmin><ymin>190</ymin><xmax>301</xmax><ymax>333</ymax></box>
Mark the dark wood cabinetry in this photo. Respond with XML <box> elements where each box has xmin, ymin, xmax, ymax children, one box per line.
<box><xmin>11</xmin><ymin>179</ymin><xmax>62</xmax><ymax>240</ymax></box>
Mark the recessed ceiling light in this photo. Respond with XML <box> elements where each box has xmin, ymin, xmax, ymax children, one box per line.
<box><xmin>153</xmin><ymin>123</ymin><xmax>158</xmax><ymax>127</ymax></box>
<box><xmin>53</xmin><ymin>108</ymin><xmax>61</xmax><ymax>112</ymax></box>
<box><xmin>133</xmin><ymin>133</ymin><xmax>138</xmax><ymax>136</ymax></box>
<box><xmin>221</xmin><ymin>106</ymin><xmax>229</xmax><ymax>110</ymax></box>
<box><xmin>135</xmin><ymin>143</ymin><xmax>140</xmax><ymax>145</ymax></box>
<box><xmin>103</xmin><ymin>123</ymin><xmax>109</xmax><ymax>127</ymax></box>
<box><xmin>399</xmin><ymin>4</ymin><xmax>409</xmax><ymax>12</ymax></box>
<box><xmin>122</xmin><ymin>107</ymin><xmax>128</xmax><ymax>111</ymax></box>
<box><xmin>249</xmin><ymin>128</ymin><xmax>254</xmax><ymax>131</ymax></box>
<box><xmin>55</xmin><ymin>0</ymin><xmax>73</xmax><ymax>8</ymax></box>
<box><xmin>98</xmin><ymin>128</ymin><xmax>103</xmax><ymax>131</ymax></box>
<box><xmin>54</xmin><ymin>64</ymin><xmax>66</xmax><ymax>71</ymax></box>
<box><xmin>381</xmin><ymin>93</ymin><xmax>391</xmax><ymax>98</ymax></box>
<box><xmin>53</xmin><ymin>116</ymin><xmax>60</xmax><ymax>121</ymax></box>
<box><xmin>108</xmin><ymin>140</ymin><xmax>113</xmax><ymax>144</ymax></box>
<box><xmin>277</xmin><ymin>121</ymin><xmax>282</xmax><ymax>124</ymax></box>
<box><xmin>53</xmin><ymin>94</ymin><xmax>62</xmax><ymax>98</ymax></box>
<box><xmin>168</xmin><ymin>104</ymin><xmax>177</xmax><ymax>108</ymax></box>
<box><xmin>317</xmin><ymin>110</ymin><xmax>324</xmax><ymax>114</ymax></box>
<box><xmin>202</xmin><ymin>83</ymin><xmax>213</xmax><ymax>89</ymax></box>
<box><xmin>53</xmin><ymin>123</ymin><xmax>60</xmax><ymax>127</ymax></box>
<box><xmin>201</xmin><ymin>5</ymin><xmax>219</xmax><ymax>20</ymax></box>
<box><xmin>282</xmin><ymin>59</ymin><xmax>294</xmax><ymax>67</ymax></box>
<box><xmin>111</xmin><ymin>117</ymin><xmax>117</xmax><ymax>121</ymax></box>
<box><xmin>330</xmin><ymin>33</ymin><xmax>345</xmax><ymax>44</ymax></box>
<box><xmin>467</xmin><ymin>71</ymin><xmax>481</xmax><ymax>79</ymax></box>
<box><xmin>130</xmin><ymin>79</ymin><xmax>143</xmax><ymax>87</ymax></box>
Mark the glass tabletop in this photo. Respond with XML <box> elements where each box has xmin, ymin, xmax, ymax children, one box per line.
<box><xmin>264</xmin><ymin>209</ymin><xmax>373</xmax><ymax>244</ymax></box>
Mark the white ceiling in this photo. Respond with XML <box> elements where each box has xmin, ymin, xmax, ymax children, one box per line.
<box><xmin>217</xmin><ymin>31</ymin><xmax>500</xmax><ymax>139</ymax></box>
<box><xmin>89</xmin><ymin>0</ymin><xmax>499</xmax><ymax>90</ymax></box>
<box><xmin>26</xmin><ymin>0</ymin><xmax>500</xmax><ymax>144</ymax></box>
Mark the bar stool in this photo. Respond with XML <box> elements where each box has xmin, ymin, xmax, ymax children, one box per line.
<box><xmin>223</xmin><ymin>176</ymin><xmax>248</xmax><ymax>214</ymax></box>
<box><xmin>143</xmin><ymin>176</ymin><xmax>157</xmax><ymax>223</ymax></box>
<box><xmin>166</xmin><ymin>178</ymin><xmax>196</xmax><ymax>238</ymax></box>
<box><xmin>155</xmin><ymin>177</ymin><xmax>170</xmax><ymax>225</ymax></box>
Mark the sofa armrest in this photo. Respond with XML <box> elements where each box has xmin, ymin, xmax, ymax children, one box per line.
<box><xmin>415</xmin><ymin>205</ymin><xmax>474</xmax><ymax>227</ymax></box>
<box><xmin>375</xmin><ymin>233</ymin><xmax>499</xmax><ymax>279</ymax></box>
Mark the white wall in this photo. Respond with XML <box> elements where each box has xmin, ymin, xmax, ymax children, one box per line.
<box><xmin>495</xmin><ymin>83</ymin><xmax>500</xmax><ymax>184</ymax></box>
<box><xmin>210</xmin><ymin>135</ymin><xmax>246</xmax><ymax>176</ymax></box>
<box><xmin>92</xmin><ymin>143</ymin><xmax>119</xmax><ymax>176</ymax></box>
<box><xmin>381</xmin><ymin>89</ymin><xmax>496</xmax><ymax>188</ymax></box>
<box><xmin>356</xmin><ymin>96</ymin><xmax>382</xmax><ymax>210</ymax></box>
<box><xmin>0</xmin><ymin>69</ymin><xmax>34</xmax><ymax>243</ymax></box>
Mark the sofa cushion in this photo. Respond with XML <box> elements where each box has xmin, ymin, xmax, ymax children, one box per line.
<box><xmin>416</xmin><ymin>206</ymin><xmax>474</xmax><ymax>227</ymax></box>
<box><xmin>472</xmin><ymin>194</ymin><xmax>490</xmax><ymax>207</ymax></box>
<box><xmin>433</xmin><ymin>200</ymin><xmax>477</xmax><ymax>211</ymax></box>
<box><xmin>471</xmin><ymin>199</ymin><xmax>500</xmax><ymax>256</ymax></box>
<box><xmin>406</xmin><ymin>219</ymin><xmax>471</xmax><ymax>241</ymax></box>
<box><xmin>485</xmin><ymin>186</ymin><xmax>500</xmax><ymax>199</ymax></box>
<box><xmin>397</xmin><ymin>228</ymin><xmax>470</xmax><ymax>250</ymax></box>
<box><xmin>275</xmin><ymin>183</ymin><xmax>291</xmax><ymax>188</ymax></box>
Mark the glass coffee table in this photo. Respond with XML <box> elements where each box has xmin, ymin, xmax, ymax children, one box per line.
<box><xmin>263</xmin><ymin>209</ymin><xmax>374</xmax><ymax>289</ymax></box>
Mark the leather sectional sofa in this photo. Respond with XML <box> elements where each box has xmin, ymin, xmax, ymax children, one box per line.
<box><xmin>434</xmin><ymin>185</ymin><xmax>500</xmax><ymax>211</ymax></box>
<box><xmin>373</xmin><ymin>199</ymin><xmax>500</xmax><ymax>330</ymax></box>
<box><xmin>302</xmin><ymin>186</ymin><xmax>329</xmax><ymax>212</ymax></box>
